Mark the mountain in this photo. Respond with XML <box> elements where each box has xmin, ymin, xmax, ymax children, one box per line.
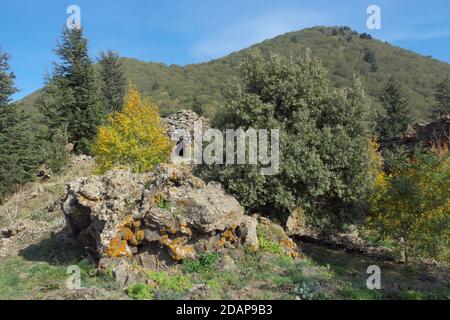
<box><xmin>20</xmin><ymin>26</ymin><xmax>450</xmax><ymax>121</ymax></box>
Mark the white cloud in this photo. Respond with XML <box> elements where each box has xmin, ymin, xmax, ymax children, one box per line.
<box><xmin>190</xmin><ymin>9</ymin><xmax>328</xmax><ymax>60</ymax></box>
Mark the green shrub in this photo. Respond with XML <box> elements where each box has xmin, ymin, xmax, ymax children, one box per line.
<box><xmin>198</xmin><ymin>49</ymin><xmax>373</xmax><ymax>226</ymax></box>
<box><xmin>183</xmin><ymin>252</ymin><xmax>220</xmax><ymax>274</ymax></box>
<box><xmin>156</xmin><ymin>198</ymin><xmax>171</xmax><ymax>210</ymax></box>
<box><xmin>340</xmin><ymin>282</ymin><xmax>381</xmax><ymax>300</ymax></box>
<box><xmin>127</xmin><ymin>282</ymin><xmax>153</xmax><ymax>300</ymax></box>
<box><xmin>258</xmin><ymin>233</ymin><xmax>284</xmax><ymax>256</ymax></box>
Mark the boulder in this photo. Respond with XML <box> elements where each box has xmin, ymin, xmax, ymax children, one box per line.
<box><xmin>113</xmin><ymin>259</ymin><xmax>137</xmax><ymax>287</ymax></box>
<box><xmin>401</xmin><ymin>115</ymin><xmax>449</xmax><ymax>150</ymax></box>
<box><xmin>61</xmin><ymin>163</ymin><xmax>259</xmax><ymax>268</ymax></box>
<box><xmin>285</xmin><ymin>207</ymin><xmax>311</xmax><ymax>236</ymax></box>
<box><xmin>216</xmin><ymin>255</ymin><xmax>236</xmax><ymax>271</ymax></box>
<box><xmin>239</xmin><ymin>216</ymin><xmax>259</xmax><ymax>251</ymax></box>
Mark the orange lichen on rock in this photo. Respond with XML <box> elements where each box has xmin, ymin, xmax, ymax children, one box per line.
<box><xmin>153</xmin><ymin>193</ymin><xmax>164</xmax><ymax>206</ymax></box>
<box><xmin>179</xmin><ymin>223</ymin><xmax>192</xmax><ymax>236</ymax></box>
<box><xmin>160</xmin><ymin>235</ymin><xmax>196</xmax><ymax>261</ymax></box>
<box><xmin>106</xmin><ymin>216</ymin><xmax>147</xmax><ymax>255</ymax></box>
<box><xmin>121</xmin><ymin>215</ymin><xmax>134</xmax><ymax>227</ymax></box>
<box><xmin>131</xmin><ymin>220</ymin><xmax>141</xmax><ymax>230</ymax></box>
<box><xmin>120</xmin><ymin>226</ymin><xmax>134</xmax><ymax>241</ymax></box>
<box><xmin>132</xmin><ymin>230</ymin><xmax>145</xmax><ymax>245</ymax></box>
<box><xmin>160</xmin><ymin>225</ymin><xmax>177</xmax><ymax>235</ymax></box>
<box><xmin>104</xmin><ymin>237</ymin><xmax>131</xmax><ymax>258</ymax></box>
<box><xmin>220</xmin><ymin>225</ymin><xmax>238</xmax><ymax>244</ymax></box>
<box><xmin>279</xmin><ymin>238</ymin><xmax>302</xmax><ymax>259</ymax></box>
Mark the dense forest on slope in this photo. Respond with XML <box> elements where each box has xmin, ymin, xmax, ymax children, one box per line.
<box><xmin>20</xmin><ymin>26</ymin><xmax>450</xmax><ymax>120</ymax></box>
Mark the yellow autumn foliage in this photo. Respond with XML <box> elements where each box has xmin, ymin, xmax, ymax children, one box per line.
<box><xmin>367</xmin><ymin>138</ymin><xmax>384</xmax><ymax>188</ymax></box>
<box><xmin>92</xmin><ymin>85</ymin><xmax>172</xmax><ymax>173</ymax></box>
<box><xmin>368</xmin><ymin>147</ymin><xmax>450</xmax><ymax>263</ymax></box>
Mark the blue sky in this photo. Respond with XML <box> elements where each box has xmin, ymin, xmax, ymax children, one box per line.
<box><xmin>1</xmin><ymin>0</ymin><xmax>449</xmax><ymax>100</ymax></box>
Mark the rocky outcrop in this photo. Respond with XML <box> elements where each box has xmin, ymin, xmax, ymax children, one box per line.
<box><xmin>61</xmin><ymin>164</ymin><xmax>259</xmax><ymax>268</ymax></box>
<box><xmin>402</xmin><ymin>115</ymin><xmax>449</xmax><ymax>149</ymax></box>
<box><xmin>285</xmin><ymin>207</ymin><xmax>313</xmax><ymax>237</ymax></box>
<box><xmin>257</xmin><ymin>216</ymin><xmax>302</xmax><ymax>259</ymax></box>
<box><xmin>284</xmin><ymin>209</ymin><xmax>393</xmax><ymax>260</ymax></box>
<box><xmin>162</xmin><ymin>109</ymin><xmax>210</xmax><ymax>143</ymax></box>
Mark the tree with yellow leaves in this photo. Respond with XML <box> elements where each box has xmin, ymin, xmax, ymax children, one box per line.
<box><xmin>91</xmin><ymin>85</ymin><xmax>172</xmax><ymax>173</ymax></box>
<box><xmin>368</xmin><ymin>147</ymin><xmax>450</xmax><ymax>264</ymax></box>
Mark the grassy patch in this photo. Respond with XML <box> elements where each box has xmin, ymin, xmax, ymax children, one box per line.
<box><xmin>0</xmin><ymin>252</ymin><xmax>119</xmax><ymax>299</ymax></box>
<box><xmin>147</xmin><ymin>270</ymin><xmax>192</xmax><ymax>292</ymax></box>
<box><xmin>183</xmin><ymin>252</ymin><xmax>220</xmax><ymax>274</ymax></box>
<box><xmin>340</xmin><ymin>282</ymin><xmax>382</xmax><ymax>300</ymax></box>
<box><xmin>400</xmin><ymin>290</ymin><xmax>424</xmax><ymax>300</ymax></box>
<box><xmin>30</xmin><ymin>209</ymin><xmax>55</xmax><ymax>223</ymax></box>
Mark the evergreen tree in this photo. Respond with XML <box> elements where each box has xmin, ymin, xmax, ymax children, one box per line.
<box><xmin>98</xmin><ymin>50</ymin><xmax>126</xmax><ymax>113</ymax></box>
<box><xmin>433</xmin><ymin>76</ymin><xmax>450</xmax><ymax>118</ymax></box>
<box><xmin>377</xmin><ymin>76</ymin><xmax>412</xmax><ymax>148</ymax></box>
<box><xmin>0</xmin><ymin>51</ymin><xmax>16</xmax><ymax>106</ymax></box>
<box><xmin>363</xmin><ymin>47</ymin><xmax>378</xmax><ymax>72</ymax></box>
<box><xmin>199</xmin><ymin>49</ymin><xmax>373</xmax><ymax>226</ymax></box>
<box><xmin>39</xmin><ymin>27</ymin><xmax>103</xmax><ymax>155</ymax></box>
<box><xmin>0</xmin><ymin>49</ymin><xmax>40</xmax><ymax>197</ymax></box>
<box><xmin>191</xmin><ymin>95</ymin><xmax>204</xmax><ymax>116</ymax></box>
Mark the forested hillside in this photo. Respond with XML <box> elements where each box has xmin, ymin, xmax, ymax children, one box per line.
<box><xmin>20</xmin><ymin>26</ymin><xmax>450</xmax><ymax>120</ymax></box>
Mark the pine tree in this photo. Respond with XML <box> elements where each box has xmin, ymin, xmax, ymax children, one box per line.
<box><xmin>433</xmin><ymin>76</ymin><xmax>450</xmax><ymax>118</ymax></box>
<box><xmin>39</xmin><ymin>27</ymin><xmax>103</xmax><ymax>155</ymax></box>
<box><xmin>377</xmin><ymin>76</ymin><xmax>412</xmax><ymax>148</ymax></box>
<box><xmin>0</xmin><ymin>51</ymin><xmax>16</xmax><ymax>106</ymax></box>
<box><xmin>363</xmin><ymin>47</ymin><xmax>378</xmax><ymax>72</ymax></box>
<box><xmin>0</xmin><ymin>49</ymin><xmax>40</xmax><ymax>197</ymax></box>
<box><xmin>191</xmin><ymin>95</ymin><xmax>204</xmax><ymax>116</ymax></box>
<box><xmin>98</xmin><ymin>50</ymin><xmax>126</xmax><ymax>113</ymax></box>
<box><xmin>0</xmin><ymin>50</ymin><xmax>18</xmax><ymax>196</ymax></box>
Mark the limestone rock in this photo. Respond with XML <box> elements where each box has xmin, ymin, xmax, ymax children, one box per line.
<box><xmin>402</xmin><ymin>115</ymin><xmax>449</xmax><ymax>150</ymax></box>
<box><xmin>61</xmin><ymin>163</ymin><xmax>259</xmax><ymax>267</ymax></box>
<box><xmin>186</xmin><ymin>284</ymin><xmax>209</xmax><ymax>300</ymax></box>
<box><xmin>239</xmin><ymin>216</ymin><xmax>259</xmax><ymax>251</ymax></box>
<box><xmin>113</xmin><ymin>259</ymin><xmax>137</xmax><ymax>287</ymax></box>
<box><xmin>0</xmin><ymin>238</ymin><xmax>13</xmax><ymax>258</ymax></box>
<box><xmin>285</xmin><ymin>207</ymin><xmax>311</xmax><ymax>236</ymax></box>
<box><xmin>258</xmin><ymin>216</ymin><xmax>302</xmax><ymax>259</ymax></box>
<box><xmin>162</xmin><ymin>109</ymin><xmax>210</xmax><ymax>143</ymax></box>
<box><xmin>217</xmin><ymin>255</ymin><xmax>236</xmax><ymax>271</ymax></box>
<box><xmin>1</xmin><ymin>223</ymin><xmax>26</xmax><ymax>238</ymax></box>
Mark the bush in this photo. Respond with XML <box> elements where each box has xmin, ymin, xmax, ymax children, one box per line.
<box><xmin>257</xmin><ymin>232</ymin><xmax>284</xmax><ymax>256</ymax></box>
<box><xmin>43</xmin><ymin>127</ymin><xmax>70</xmax><ymax>175</ymax></box>
<box><xmin>183</xmin><ymin>252</ymin><xmax>220</xmax><ymax>274</ymax></box>
<box><xmin>91</xmin><ymin>85</ymin><xmax>172</xmax><ymax>173</ymax></box>
<box><xmin>199</xmin><ymin>49</ymin><xmax>373</xmax><ymax>225</ymax></box>
<box><xmin>369</xmin><ymin>149</ymin><xmax>450</xmax><ymax>263</ymax></box>
<box><xmin>127</xmin><ymin>282</ymin><xmax>153</xmax><ymax>300</ymax></box>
